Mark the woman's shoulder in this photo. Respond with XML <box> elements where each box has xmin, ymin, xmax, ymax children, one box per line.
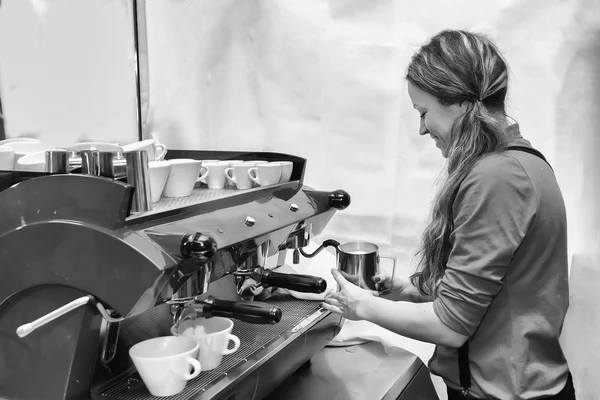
<box><xmin>469</xmin><ymin>151</ymin><xmax>530</xmax><ymax>182</ymax></box>
<box><xmin>458</xmin><ymin>151</ymin><xmax>535</xmax><ymax>200</ymax></box>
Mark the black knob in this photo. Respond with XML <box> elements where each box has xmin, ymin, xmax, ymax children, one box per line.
<box><xmin>180</xmin><ymin>233</ymin><xmax>218</xmax><ymax>262</ymax></box>
<box><xmin>328</xmin><ymin>190</ymin><xmax>351</xmax><ymax>210</ymax></box>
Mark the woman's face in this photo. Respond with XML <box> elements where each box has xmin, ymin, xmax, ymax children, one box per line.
<box><xmin>407</xmin><ymin>82</ymin><xmax>467</xmax><ymax>158</ymax></box>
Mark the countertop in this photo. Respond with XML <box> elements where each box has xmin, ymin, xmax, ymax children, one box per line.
<box><xmin>265</xmin><ymin>340</ymin><xmax>439</xmax><ymax>400</ymax></box>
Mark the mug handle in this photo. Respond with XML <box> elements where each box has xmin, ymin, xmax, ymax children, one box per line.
<box><xmin>154</xmin><ymin>143</ymin><xmax>167</xmax><ymax>161</ymax></box>
<box><xmin>183</xmin><ymin>357</ymin><xmax>202</xmax><ymax>380</ymax></box>
<box><xmin>379</xmin><ymin>256</ymin><xmax>397</xmax><ymax>293</ymax></box>
<box><xmin>222</xmin><ymin>334</ymin><xmax>241</xmax><ymax>355</ymax></box>
<box><xmin>225</xmin><ymin>167</ymin><xmax>237</xmax><ymax>185</ymax></box>
<box><xmin>197</xmin><ymin>166</ymin><xmax>209</xmax><ymax>183</ymax></box>
<box><xmin>247</xmin><ymin>167</ymin><xmax>260</xmax><ymax>185</ymax></box>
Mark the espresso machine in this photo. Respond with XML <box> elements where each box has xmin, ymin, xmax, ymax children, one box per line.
<box><xmin>0</xmin><ymin>149</ymin><xmax>351</xmax><ymax>400</ymax></box>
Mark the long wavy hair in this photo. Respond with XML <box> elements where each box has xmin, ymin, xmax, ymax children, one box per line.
<box><xmin>407</xmin><ymin>30</ymin><xmax>512</xmax><ymax>297</ymax></box>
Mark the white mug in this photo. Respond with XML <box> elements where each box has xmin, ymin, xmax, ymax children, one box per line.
<box><xmin>248</xmin><ymin>163</ymin><xmax>282</xmax><ymax>187</ymax></box>
<box><xmin>272</xmin><ymin>161</ymin><xmax>293</xmax><ymax>183</ymax></box>
<box><xmin>129</xmin><ymin>336</ymin><xmax>201</xmax><ymax>397</ymax></box>
<box><xmin>0</xmin><ymin>138</ymin><xmax>40</xmax><ymax>146</ymax></box>
<box><xmin>163</xmin><ymin>159</ymin><xmax>202</xmax><ymax>198</ymax></box>
<box><xmin>171</xmin><ymin>317</ymin><xmax>241</xmax><ymax>371</ymax></box>
<box><xmin>0</xmin><ymin>146</ymin><xmax>16</xmax><ymax>170</ymax></box>
<box><xmin>4</xmin><ymin>141</ymin><xmax>52</xmax><ymax>168</ymax></box>
<box><xmin>123</xmin><ymin>139</ymin><xmax>167</xmax><ymax>161</ymax></box>
<box><xmin>199</xmin><ymin>161</ymin><xmax>230</xmax><ymax>189</ymax></box>
<box><xmin>16</xmin><ymin>150</ymin><xmax>63</xmax><ymax>172</ymax></box>
<box><xmin>70</xmin><ymin>142</ymin><xmax>122</xmax><ymax>153</ymax></box>
<box><xmin>148</xmin><ymin>161</ymin><xmax>171</xmax><ymax>203</ymax></box>
<box><xmin>225</xmin><ymin>160</ymin><xmax>243</xmax><ymax>187</ymax></box>
<box><xmin>225</xmin><ymin>162</ymin><xmax>255</xmax><ymax>190</ymax></box>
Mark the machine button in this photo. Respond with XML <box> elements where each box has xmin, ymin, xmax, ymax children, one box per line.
<box><xmin>180</xmin><ymin>232</ymin><xmax>218</xmax><ymax>262</ymax></box>
<box><xmin>244</xmin><ymin>216</ymin><xmax>256</xmax><ymax>227</ymax></box>
<box><xmin>289</xmin><ymin>203</ymin><xmax>299</xmax><ymax>212</ymax></box>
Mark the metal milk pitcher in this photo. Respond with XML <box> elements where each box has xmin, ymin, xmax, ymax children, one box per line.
<box><xmin>299</xmin><ymin>239</ymin><xmax>396</xmax><ymax>292</ymax></box>
<box><xmin>336</xmin><ymin>241</ymin><xmax>396</xmax><ymax>291</ymax></box>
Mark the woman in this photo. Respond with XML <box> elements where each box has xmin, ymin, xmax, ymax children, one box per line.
<box><xmin>321</xmin><ymin>30</ymin><xmax>575</xmax><ymax>400</ymax></box>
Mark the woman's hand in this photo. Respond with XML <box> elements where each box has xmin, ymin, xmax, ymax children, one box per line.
<box><xmin>372</xmin><ymin>272</ymin><xmax>433</xmax><ymax>303</ymax></box>
<box><xmin>321</xmin><ymin>269</ymin><xmax>375</xmax><ymax>321</ymax></box>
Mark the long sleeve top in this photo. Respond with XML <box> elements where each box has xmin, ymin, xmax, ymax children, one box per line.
<box><xmin>428</xmin><ymin>126</ymin><xmax>570</xmax><ymax>399</ymax></box>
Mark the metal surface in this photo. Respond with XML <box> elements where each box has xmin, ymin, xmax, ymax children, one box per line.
<box><xmin>94</xmin><ymin>275</ymin><xmax>331</xmax><ymax>400</ymax></box>
<box><xmin>265</xmin><ymin>341</ymin><xmax>439</xmax><ymax>400</ymax></box>
<box><xmin>45</xmin><ymin>150</ymin><xmax>70</xmax><ymax>174</ymax></box>
<box><xmin>125</xmin><ymin>150</ymin><xmax>152</xmax><ymax>213</ymax></box>
<box><xmin>127</xmin><ymin>184</ymin><xmax>284</xmax><ymax>221</ymax></box>
<box><xmin>0</xmin><ymin>152</ymin><xmax>350</xmax><ymax>400</ymax></box>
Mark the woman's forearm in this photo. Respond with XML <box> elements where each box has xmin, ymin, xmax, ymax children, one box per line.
<box><xmin>358</xmin><ymin>296</ymin><xmax>467</xmax><ymax>347</ymax></box>
<box><xmin>386</xmin><ymin>278</ymin><xmax>434</xmax><ymax>303</ymax></box>
<box><xmin>406</xmin><ymin>286</ymin><xmax>434</xmax><ymax>303</ymax></box>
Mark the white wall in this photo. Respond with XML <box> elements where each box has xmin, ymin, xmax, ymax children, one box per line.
<box><xmin>0</xmin><ymin>0</ymin><xmax>139</xmax><ymax>148</ymax></box>
<box><xmin>138</xmin><ymin>1</ymin><xmax>600</xmax><ymax>397</ymax></box>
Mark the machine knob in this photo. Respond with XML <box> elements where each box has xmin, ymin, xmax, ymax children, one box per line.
<box><xmin>244</xmin><ymin>216</ymin><xmax>256</xmax><ymax>227</ymax></box>
<box><xmin>328</xmin><ymin>190</ymin><xmax>351</xmax><ymax>210</ymax></box>
<box><xmin>180</xmin><ymin>233</ymin><xmax>218</xmax><ymax>262</ymax></box>
<box><xmin>289</xmin><ymin>203</ymin><xmax>299</xmax><ymax>212</ymax></box>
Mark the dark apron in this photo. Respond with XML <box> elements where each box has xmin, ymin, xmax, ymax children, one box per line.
<box><xmin>448</xmin><ymin>146</ymin><xmax>576</xmax><ymax>400</ymax></box>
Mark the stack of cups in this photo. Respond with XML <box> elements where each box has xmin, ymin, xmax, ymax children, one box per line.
<box><xmin>224</xmin><ymin>160</ymin><xmax>293</xmax><ymax>190</ymax></box>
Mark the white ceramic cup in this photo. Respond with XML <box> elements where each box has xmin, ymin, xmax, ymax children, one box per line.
<box><xmin>171</xmin><ymin>317</ymin><xmax>241</xmax><ymax>371</ymax></box>
<box><xmin>4</xmin><ymin>141</ymin><xmax>52</xmax><ymax>167</ymax></box>
<box><xmin>17</xmin><ymin>150</ymin><xmax>65</xmax><ymax>172</ymax></box>
<box><xmin>0</xmin><ymin>146</ymin><xmax>16</xmax><ymax>170</ymax></box>
<box><xmin>163</xmin><ymin>159</ymin><xmax>202</xmax><ymax>198</ymax></box>
<box><xmin>272</xmin><ymin>161</ymin><xmax>293</xmax><ymax>183</ymax></box>
<box><xmin>70</xmin><ymin>142</ymin><xmax>122</xmax><ymax>152</ymax></box>
<box><xmin>198</xmin><ymin>161</ymin><xmax>230</xmax><ymax>189</ymax></box>
<box><xmin>129</xmin><ymin>336</ymin><xmax>201</xmax><ymax>397</ymax></box>
<box><xmin>0</xmin><ymin>138</ymin><xmax>40</xmax><ymax>146</ymax></box>
<box><xmin>148</xmin><ymin>161</ymin><xmax>171</xmax><ymax>203</ymax></box>
<box><xmin>248</xmin><ymin>163</ymin><xmax>282</xmax><ymax>187</ymax></box>
<box><xmin>225</xmin><ymin>160</ymin><xmax>243</xmax><ymax>187</ymax></box>
<box><xmin>225</xmin><ymin>162</ymin><xmax>255</xmax><ymax>190</ymax></box>
<box><xmin>123</xmin><ymin>139</ymin><xmax>167</xmax><ymax>161</ymax></box>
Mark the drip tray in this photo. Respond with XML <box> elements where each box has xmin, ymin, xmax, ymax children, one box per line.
<box><xmin>99</xmin><ymin>297</ymin><xmax>322</xmax><ymax>400</ymax></box>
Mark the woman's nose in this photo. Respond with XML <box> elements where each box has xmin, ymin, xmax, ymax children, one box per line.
<box><xmin>419</xmin><ymin>119</ymin><xmax>429</xmax><ymax>136</ymax></box>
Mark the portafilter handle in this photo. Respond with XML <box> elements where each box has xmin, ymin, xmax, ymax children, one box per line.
<box><xmin>172</xmin><ymin>296</ymin><xmax>282</xmax><ymax>327</ymax></box>
<box><xmin>249</xmin><ymin>268</ymin><xmax>327</xmax><ymax>293</ymax></box>
<box><xmin>201</xmin><ymin>296</ymin><xmax>282</xmax><ymax>324</ymax></box>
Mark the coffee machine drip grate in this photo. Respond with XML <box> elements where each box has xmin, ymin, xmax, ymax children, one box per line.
<box><xmin>98</xmin><ymin>275</ymin><xmax>323</xmax><ymax>400</ymax></box>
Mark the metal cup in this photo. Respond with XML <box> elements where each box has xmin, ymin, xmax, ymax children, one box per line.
<box><xmin>45</xmin><ymin>150</ymin><xmax>70</xmax><ymax>174</ymax></box>
<box><xmin>336</xmin><ymin>241</ymin><xmax>396</xmax><ymax>291</ymax></box>
<box><xmin>125</xmin><ymin>150</ymin><xmax>152</xmax><ymax>213</ymax></box>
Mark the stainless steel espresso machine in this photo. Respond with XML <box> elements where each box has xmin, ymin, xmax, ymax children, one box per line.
<box><xmin>0</xmin><ymin>149</ymin><xmax>351</xmax><ymax>400</ymax></box>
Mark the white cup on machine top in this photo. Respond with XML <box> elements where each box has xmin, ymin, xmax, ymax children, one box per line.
<box><xmin>171</xmin><ymin>317</ymin><xmax>241</xmax><ymax>371</ymax></box>
<box><xmin>225</xmin><ymin>160</ymin><xmax>243</xmax><ymax>187</ymax></box>
<box><xmin>70</xmin><ymin>142</ymin><xmax>122</xmax><ymax>153</ymax></box>
<box><xmin>198</xmin><ymin>161</ymin><xmax>230</xmax><ymax>189</ymax></box>
<box><xmin>225</xmin><ymin>162</ymin><xmax>255</xmax><ymax>190</ymax></box>
<box><xmin>248</xmin><ymin>163</ymin><xmax>282</xmax><ymax>187</ymax></box>
<box><xmin>0</xmin><ymin>146</ymin><xmax>16</xmax><ymax>170</ymax></box>
<box><xmin>271</xmin><ymin>161</ymin><xmax>293</xmax><ymax>183</ymax></box>
<box><xmin>129</xmin><ymin>336</ymin><xmax>201</xmax><ymax>397</ymax></box>
<box><xmin>148</xmin><ymin>161</ymin><xmax>171</xmax><ymax>203</ymax></box>
<box><xmin>16</xmin><ymin>150</ymin><xmax>61</xmax><ymax>172</ymax></box>
<box><xmin>4</xmin><ymin>141</ymin><xmax>52</xmax><ymax>168</ymax></box>
<box><xmin>162</xmin><ymin>159</ymin><xmax>202</xmax><ymax>198</ymax></box>
<box><xmin>123</xmin><ymin>139</ymin><xmax>167</xmax><ymax>161</ymax></box>
<box><xmin>0</xmin><ymin>137</ymin><xmax>40</xmax><ymax>146</ymax></box>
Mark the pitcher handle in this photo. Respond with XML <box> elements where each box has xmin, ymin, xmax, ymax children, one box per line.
<box><xmin>379</xmin><ymin>256</ymin><xmax>397</xmax><ymax>293</ymax></box>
